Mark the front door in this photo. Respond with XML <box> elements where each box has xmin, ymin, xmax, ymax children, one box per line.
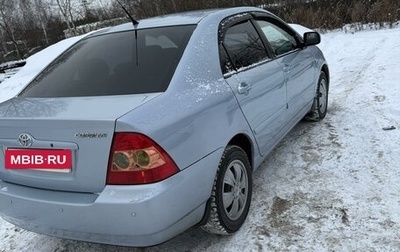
<box><xmin>255</xmin><ymin>19</ymin><xmax>316</xmax><ymax>124</ymax></box>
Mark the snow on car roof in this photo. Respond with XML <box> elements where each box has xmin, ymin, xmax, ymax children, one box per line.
<box><xmin>92</xmin><ymin>7</ymin><xmax>268</xmax><ymax>36</ymax></box>
<box><xmin>0</xmin><ymin>6</ymin><xmax>270</xmax><ymax>103</ymax></box>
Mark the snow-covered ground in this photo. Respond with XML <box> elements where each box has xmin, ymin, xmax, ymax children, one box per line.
<box><xmin>1</xmin><ymin>27</ymin><xmax>400</xmax><ymax>251</ymax></box>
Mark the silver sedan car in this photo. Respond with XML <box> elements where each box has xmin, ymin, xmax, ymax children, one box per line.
<box><xmin>0</xmin><ymin>7</ymin><xmax>329</xmax><ymax>247</ymax></box>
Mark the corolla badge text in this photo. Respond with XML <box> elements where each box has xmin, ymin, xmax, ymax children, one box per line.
<box><xmin>75</xmin><ymin>133</ymin><xmax>108</xmax><ymax>138</ymax></box>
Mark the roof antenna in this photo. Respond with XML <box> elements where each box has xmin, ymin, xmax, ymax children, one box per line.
<box><xmin>116</xmin><ymin>0</ymin><xmax>139</xmax><ymax>26</ymax></box>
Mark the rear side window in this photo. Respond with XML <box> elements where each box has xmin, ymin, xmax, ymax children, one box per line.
<box><xmin>20</xmin><ymin>25</ymin><xmax>195</xmax><ymax>97</ymax></box>
<box><xmin>221</xmin><ymin>20</ymin><xmax>268</xmax><ymax>73</ymax></box>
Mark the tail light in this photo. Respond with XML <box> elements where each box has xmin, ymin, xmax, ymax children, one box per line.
<box><xmin>107</xmin><ymin>133</ymin><xmax>179</xmax><ymax>185</ymax></box>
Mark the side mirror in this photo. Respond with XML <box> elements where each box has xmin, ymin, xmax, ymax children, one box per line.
<box><xmin>303</xmin><ymin>32</ymin><xmax>321</xmax><ymax>46</ymax></box>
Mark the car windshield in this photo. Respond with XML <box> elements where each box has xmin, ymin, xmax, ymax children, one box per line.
<box><xmin>20</xmin><ymin>25</ymin><xmax>196</xmax><ymax>97</ymax></box>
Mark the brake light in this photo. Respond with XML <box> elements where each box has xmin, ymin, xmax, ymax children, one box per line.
<box><xmin>107</xmin><ymin>133</ymin><xmax>179</xmax><ymax>185</ymax></box>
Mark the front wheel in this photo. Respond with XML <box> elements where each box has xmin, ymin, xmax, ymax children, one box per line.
<box><xmin>201</xmin><ymin>145</ymin><xmax>252</xmax><ymax>235</ymax></box>
<box><xmin>306</xmin><ymin>71</ymin><xmax>328</xmax><ymax>121</ymax></box>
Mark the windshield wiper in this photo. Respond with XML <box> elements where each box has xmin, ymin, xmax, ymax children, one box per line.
<box><xmin>115</xmin><ymin>0</ymin><xmax>139</xmax><ymax>65</ymax></box>
<box><xmin>116</xmin><ymin>0</ymin><xmax>139</xmax><ymax>26</ymax></box>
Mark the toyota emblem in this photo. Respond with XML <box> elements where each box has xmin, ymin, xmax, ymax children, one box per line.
<box><xmin>18</xmin><ymin>133</ymin><xmax>33</xmax><ymax>147</ymax></box>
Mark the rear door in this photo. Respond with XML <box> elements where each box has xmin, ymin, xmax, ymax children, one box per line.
<box><xmin>219</xmin><ymin>15</ymin><xmax>287</xmax><ymax>156</ymax></box>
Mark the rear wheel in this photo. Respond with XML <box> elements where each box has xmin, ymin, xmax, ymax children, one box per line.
<box><xmin>201</xmin><ymin>145</ymin><xmax>252</xmax><ymax>235</ymax></box>
<box><xmin>306</xmin><ymin>71</ymin><xmax>328</xmax><ymax>121</ymax></box>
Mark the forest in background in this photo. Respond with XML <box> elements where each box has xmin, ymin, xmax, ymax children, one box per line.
<box><xmin>1</xmin><ymin>0</ymin><xmax>399</xmax><ymax>63</ymax></box>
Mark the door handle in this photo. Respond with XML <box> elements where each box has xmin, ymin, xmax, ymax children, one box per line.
<box><xmin>283</xmin><ymin>64</ymin><xmax>292</xmax><ymax>72</ymax></box>
<box><xmin>238</xmin><ymin>82</ymin><xmax>252</xmax><ymax>95</ymax></box>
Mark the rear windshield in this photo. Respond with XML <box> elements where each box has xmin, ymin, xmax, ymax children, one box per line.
<box><xmin>20</xmin><ymin>25</ymin><xmax>195</xmax><ymax>97</ymax></box>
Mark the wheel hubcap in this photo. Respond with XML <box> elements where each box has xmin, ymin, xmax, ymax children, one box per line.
<box><xmin>222</xmin><ymin>160</ymin><xmax>249</xmax><ymax>221</ymax></box>
<box><xmin>318</xmin><ymin>79</ymin><xmax>327</xmax><ymax>114</ymax></box>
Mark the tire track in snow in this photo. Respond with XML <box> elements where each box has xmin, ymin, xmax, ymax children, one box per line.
<box><xmin>313</xmin><ymin>29</ymin><xmax>400</xmax><ymax>250</ymax></box>
<box><xmin>325</xmin><ymin>34</ymin><xmax>386</xmax><ymax>119</ymax></box>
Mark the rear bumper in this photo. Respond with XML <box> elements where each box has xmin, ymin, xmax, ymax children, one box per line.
<box><xmin>0</xmin><ymin>148</ymin><xmax>223</xmax><ymax>247</ymax></box>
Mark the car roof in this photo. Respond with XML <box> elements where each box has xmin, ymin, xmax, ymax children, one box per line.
<box><xmin>89</xmin><ymin>6</ymin><xmax>270</xmax><ymax>37</ymax></box>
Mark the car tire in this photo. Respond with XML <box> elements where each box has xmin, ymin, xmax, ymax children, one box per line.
<box><xmin>305</xmin><ymin>71</ymin><xmax>328</xmax><ymax>121</ymax></box>
<box><xmin>201</xmin><ymin>145</ymin><xmax>252</xmax><ymax>235</ymax></box>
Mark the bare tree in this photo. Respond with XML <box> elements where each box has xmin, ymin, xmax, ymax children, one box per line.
<box><xmin>33</xmin><ymin>0</ymin><xmax>52</xmax><ymax>45</ymax></box>
<box><xmin>0</xmin><ymin>0</ymin><xmax>22</xmax><ymax>59</ymax></box>
<box><xmin>54</xmin><ymin>0</ymin><xmax>77</xmax><ymax>35</ymax></box>
<box><xmin>93</xmin><ymin>0</ymin><xmax>112</xmax><ymax>20</ymax></box>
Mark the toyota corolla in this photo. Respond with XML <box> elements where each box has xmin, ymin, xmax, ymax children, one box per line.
<box><xmin>0</xmin><ymin>7</ymin><xmax>329</xmax><ymax>246</ymax></box>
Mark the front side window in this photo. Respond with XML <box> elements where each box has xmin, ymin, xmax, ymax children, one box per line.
<box><xmin>20</xmin><ymin>25</ymin><xmax>195</xmax><ymax>97</ymax></box>
<box><xmin>220</xmin><ymin>20</ymin><xmax>269</xmax><ymax>74</ymax></box>
<box><xmin>257</xmin><ymin>20</ymin><xmax>297</xmax><ymax>56</ymax></box>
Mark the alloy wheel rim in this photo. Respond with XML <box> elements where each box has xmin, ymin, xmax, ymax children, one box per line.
<box><xmin>318</xmin><ymin>79</ymin><xmax>327</xmax><ymax>114</ymax></box>
<box><xmin>222</xmin><ymin>160</ymin><xmax>249</xmax><ymax>221</ymax></box>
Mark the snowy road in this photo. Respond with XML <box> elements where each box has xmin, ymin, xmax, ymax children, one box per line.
<box><xmin>1</xmin><ymin>27</ymin><xmax>400</xmax><ymax>251</ymax></box>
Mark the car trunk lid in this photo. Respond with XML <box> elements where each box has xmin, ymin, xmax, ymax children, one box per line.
<box><xmin>0</xmin><ymin>94</ymin><xmax>160</xmax><ymax>193</ymax></box>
